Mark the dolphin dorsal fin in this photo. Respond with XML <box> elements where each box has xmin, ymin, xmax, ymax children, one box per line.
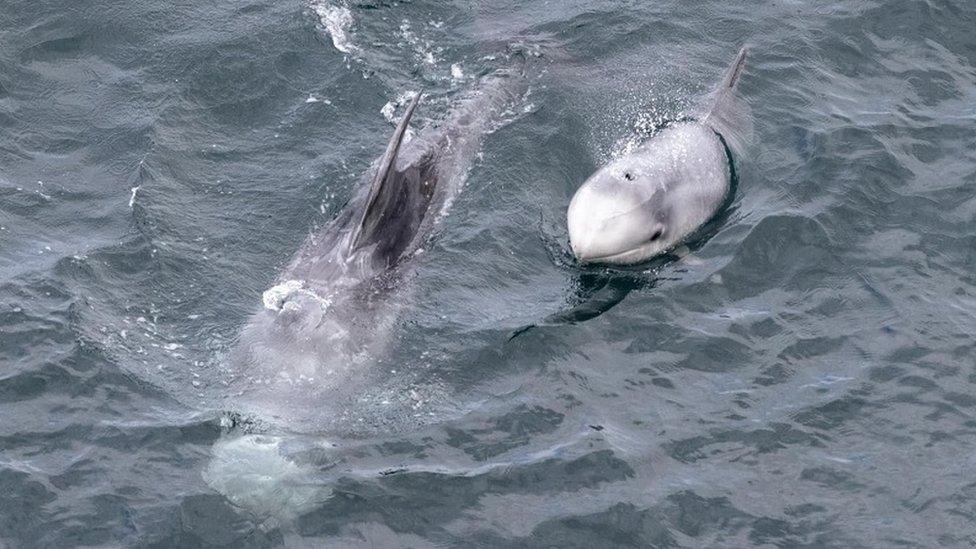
<box><xmin>348</xmin><ymin>92</ymin><xmax>422</xmax><ymax>253</ymax></box>
<box><xmin>718</xmin><ymin>46</ymin><xmax>748</xmax><ymax>93</ymax></box>
<box><xmin>704</xmin><ymin>46</ymin><xmax>747</xmax><ymax>123</ymax></box>
<box><xmin>704</xmin><ymin>47</ymin><xmax>752</xmax><ymax>157</ymax></box>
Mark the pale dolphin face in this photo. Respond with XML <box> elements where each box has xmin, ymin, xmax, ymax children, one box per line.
<box><xmin>567</xmin><ymin>155</ymin><xmax>674</xmax><ymax>265</ymax></box>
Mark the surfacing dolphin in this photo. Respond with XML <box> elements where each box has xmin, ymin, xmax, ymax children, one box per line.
<box><xmin>228</xmin><ymin>69</ymin><xmax>524</xmax><ymax>418</ymax></box>
<box><xmin>205</xmin><ymin>69</ymin><xmax>527</xmax><ymax>524</ymax></box>
<box><xmin>567</xmin><ymin>47</ymin><xmax>750</xmax><ymax>264</ymax></box>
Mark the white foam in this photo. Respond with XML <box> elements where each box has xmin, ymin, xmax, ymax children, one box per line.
<box><xmin>263</xmin><ymin>280</ymin><xmax>303</xmax><ymax>311</ymax></box>
<box><xmin>398</xmin><ymin>19</ymin><xmax>438</xmax><ymax>67</ymax></box>
<box><xmin>380</xmin><ymin>101</ymin><xmax>397</xmax><ymax>124</ymax></box>
<box><xmin>380</xmin><ymin>90</ymin><xmax>421</xmax><ymax>141</ymax></box>
<box><xmin>310</xmin><ymin>1</ymin><xmax>358</xmax><ymax>55</ymax></box>
<box><xmin>262</xmin><ymin>280</ymin><xmax>332</xmax><ymax>313</ymax></box>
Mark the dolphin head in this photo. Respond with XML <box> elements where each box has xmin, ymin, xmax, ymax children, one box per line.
<box><xmin>567</xmin><ymin>155</ymin><xmax>673</xmax><ymax>265</ymax></box>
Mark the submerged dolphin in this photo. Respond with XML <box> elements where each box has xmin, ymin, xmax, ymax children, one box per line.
<box><xmin>229</xmin><ymin>70</ymin><xmax>523</xmax><ymax>410</ymax></box>
<box><xmin>567</xmin><ymin>47</ymin><xmax>749</xmax><ymax>264</ymax></box>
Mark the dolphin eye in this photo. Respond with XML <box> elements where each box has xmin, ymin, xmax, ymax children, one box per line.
<box><xmin>649</xmin><ymin>228</ymin><xmax>664</xmax><ymax>241</ymax></box>
<box><xmin>624</xmin><ymin>172</ymin><xmax>635</xmax><ymax>181</ymax></box>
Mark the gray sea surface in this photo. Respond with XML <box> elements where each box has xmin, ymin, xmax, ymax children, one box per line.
<box><xmin>1</xmin><ymin>0</ymin><xmax>975</xmax><ymax>547</ymax></box>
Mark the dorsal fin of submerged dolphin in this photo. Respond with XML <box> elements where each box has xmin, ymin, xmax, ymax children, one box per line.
<box><xmin>349</xmin><ymin>92</ymin><xmax>424</xmax><ymax>257</ymax></box>
<box><xmin>703</xmin><ymin>46</ymin><xmax>752</xmax><ymax>156</ymax></box>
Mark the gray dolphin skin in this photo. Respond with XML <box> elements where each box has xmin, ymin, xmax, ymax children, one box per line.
<box><xmin>567</xmin><ymin>47</ymin><xmax>749</xmax><ymax>264</ymax></box>
<box><xmin>207</xmin><ymin>72</ymin><xmax>525</xmax><ymax>515</ymax></box>
<box><xmin>230</xmin><ymin>69</ymin><xmax>523</xmax><ymax>390</ymax></box>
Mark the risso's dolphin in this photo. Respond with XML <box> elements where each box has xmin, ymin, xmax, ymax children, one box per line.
<box><xmin>567</xmin><ymin>47</ymin><xmax>750</xmax><ymax>264</ymax></box>
<box><xmin>204</xmin><ymin>70</ymin><xmax>527</xmax><ymax>522</ymax></box>
<box><xmin>227</xmin><ymin>69</ymin><xmax>524</xmax><ymax>421</ymax></box>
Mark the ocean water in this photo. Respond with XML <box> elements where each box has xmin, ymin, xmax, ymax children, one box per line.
<box><xmin>2</xmin><ymin>0</ymin><xmax>975</xmax><ymax>547</ymax></box>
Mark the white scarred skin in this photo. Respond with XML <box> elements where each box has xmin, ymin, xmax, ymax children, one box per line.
<box><xmin>567</xmin><ymin>122</ymin><xmax>730</xmax><ymax>264</ymax></box>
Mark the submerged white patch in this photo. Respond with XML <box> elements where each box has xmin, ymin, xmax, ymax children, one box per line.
<box><xmin>310</xmin><ymin>1</ymin><xmax>358</xmax><ymax>55</ymax></box>
<box><xmin>203</xmin><ymin>435</ymin><xmax>334</xmax><ymax>523</ymax></box>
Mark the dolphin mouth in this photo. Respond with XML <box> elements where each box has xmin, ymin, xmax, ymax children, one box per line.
<box><xmin>569</xmin><ymin>221</ymin><xmax>653</xmax><ymax>265</ymax></box>
<box><xmin>574</xmin><ymin>246</ymin><xmax>647</xmax><ymax>265</ymax></box>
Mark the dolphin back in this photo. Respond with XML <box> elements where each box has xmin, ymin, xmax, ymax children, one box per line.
<box><xmin>703</xmin><ymin>46</ymin><xmax>752</xmax><ymax>157</ymax></box>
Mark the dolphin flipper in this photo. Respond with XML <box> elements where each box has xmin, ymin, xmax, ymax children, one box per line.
<box><xmin>349</xmin><ymin>92</ymin><xmax>423</xmax><ymax>253</ymax></box>
<box><xmin>508</xmin><ymin>274</ymin><xmax>646</xmax><ymax>341</ymax></box>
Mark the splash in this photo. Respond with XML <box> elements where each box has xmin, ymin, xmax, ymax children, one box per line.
<box><xmin>310</xmin><ymin>1</ymin><xmax>358</xmax><ymax>55</ymax></box>
<box><xmin>380</xmin><ymin>90</ymin><xmax>421</xmax><ymax>141</ymax></box>
<box><xmin>397</xmin><ymin>19</ymin><xmax>440</xmax><ymax>67</ymax></box>
<box><xmin>450</xmin><ymin>63</ymin><xmax>464</xmax><ymax>82</ymax></box>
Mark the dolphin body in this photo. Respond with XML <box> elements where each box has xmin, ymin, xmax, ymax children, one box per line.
<box><xmin>204</xmin><ymin>71</ymin><xmax>526</xmax><ymax>522</ymax></box>
<box><xmin>567</xmin><ymin>47</ymin><xmax>749</xmax><ymax>264</ymax></box>
<box><xmin>227</xmin><ymin>70</ymin><xmax>523</xmax><ymax>424</ymax></box>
